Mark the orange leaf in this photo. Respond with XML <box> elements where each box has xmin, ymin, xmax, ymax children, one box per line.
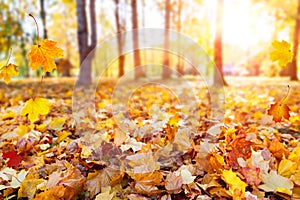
<box><xmin>27</xmin><ymin>39</ymin><xmax>63</xmax><ymax>72</ymax></box>
<box><xmin>0</xmin><ymin>63</ymin><xmax>18</xmax><ymax>84</ymax></box>
<box><xmin>267</xmin><ymin>102</ymin><xmax>290</xmax><ymax>122</ymax></box>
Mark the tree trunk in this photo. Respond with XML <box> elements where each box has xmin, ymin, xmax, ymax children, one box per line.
<box><xmin>176</xmin><ymin>0</ymin><xmax>183</xmax><ymax>76</ymax></box>
<box><xmin>40</xmin><ymin>0</ymin><xmax>52</xmax><ymax>77</ymax></box>
<box><xmin>162</xmin><ymin>0</ymin><xmax>171</xmax><ymax>79</ymax></box>
<box><xmin>115</xmin><ymin>0</ymin><xmax>125</xmax><ymax>77</ymax></box>
<box><xmin>214</xmin><ymin>0</ymin><xmax>227</xmax><ymax>86</ymax></box>
<box><xmin>290</xmin><ymin>0</ymin><xmax>300</xmax><ymax>81</ymax></box>
<box><xmin>76</xmin><ymin>0</ymin><xmax>97</xmax><ymax>85</ymax></box>
<box><xmin>40</xmin><ymin>0</ymin><xmax>47</xmax><ymax>39</ymax></box>
<box><xmin>131</xmin><ymin>0</ymin><xmax>143</xmax><ymax>79</ymax></box>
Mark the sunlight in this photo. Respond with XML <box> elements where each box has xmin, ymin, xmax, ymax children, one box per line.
<box><xmin>222</xmin><ymin>0</ymin><xmax>274</xmax><ymax>50</ymax></box>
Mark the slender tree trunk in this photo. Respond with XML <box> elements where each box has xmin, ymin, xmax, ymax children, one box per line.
<box><xmin>163</xmin><ymin>0</ymin><xmax>171</xmax><ymax>79</ymax></box>
<box><xmin>290</xmin><ymin>0</ymin><xmax>300</xmax><ymax>81</ymax></box>
<box><xmin>214</xmin><ymin>0</ymin><xmax>227</xmax><ymax>86</ymax></box>
<box><xmin>132</xmin><ymin>0</ymin><xmax>143</xmax><ymax>79</ymax></box>
<box><xmin>115</xmin><ymin>0</ymin><xmax>125</xmax><ymax>77</ymax></box>
<box><xmin>176</xmin><ymin>0</ymin><xmax>183</xmax><ymax>76</ymax></box>
<box><xmin>76</xmin><ymin>0</ymin><xmax>97</xmax><ymax>85</ymax></box>
<box><xmin>40</xmin><ymin>0</ymin><xmax>47</xmax><ymax>39</ymax></box>
<box><xmin>40</xmin><ymin>0</ymin><xmax>52</xmax><ymax>77</ymax></box>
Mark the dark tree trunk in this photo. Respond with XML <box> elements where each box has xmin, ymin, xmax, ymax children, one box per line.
<box><xmin>40</xmin><ymin>0</ymin><xmax>47</xmax><ymax>39</ymax></box>
<box><xmin>290</xmin><ymin>0</ymin><xmax>300</xmax><ymax>81</ymax></box>
<box><xmin>214</xmin><ymin>0</ymin><xmax>227</xmax><ymax>86</ymax></box>
<box><xmin>131</xmin><ymin>0</ymin><xmax>143</xmax><ymax>79</ymax></box>
<box><xmin>76</xmin><ymin>0</ymin><xmax>97</xmax><ymax>85</ymax></box>
<box><xmin>40</xmin><ymin>0</ymin><xmax>52</xmax><ymax>77</ymax></box>
<box><xmin>115</xmin><ymin>0</ymin><xmax>125</xmax><ymax>77</ymax></box>
<box><xmin>163</xmin><ymin>0</ymin><xmax>171</xmax><ymax>79</ymax></box>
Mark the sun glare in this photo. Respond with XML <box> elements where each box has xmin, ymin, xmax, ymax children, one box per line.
<box><xmin>222</xmin><ymin>0</ymin><xmax>274</xmax><ymax>50</ymax></box>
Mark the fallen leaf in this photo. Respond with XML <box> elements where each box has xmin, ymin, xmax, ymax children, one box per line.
<box><xmin>49</xmin><ymin>117</ymin><xmax>66</xmax><ymax>130</ymax></box>
<box><xmin>57</xmin><ymin>130</ymin><xmax>71</xmax><ymax>143</ymax></box>
<box><xmin>3</xmin><ymin>151</ymin><xmax>23</xmax><ymax>168</ymax></box>
<box><xmin>258</xmin><ymin>170</ymin><xmax>294</xmax><ymax>195</ymax></box>
<box><xmin>179</xmin><ymin>166</ymin><xmax>196</xmax><ymax>184</ymax></box>
<box><xmin>278</xmin><ymin>158</ymin><xmax>297</xmax><ymax>178</ymax></box>
<box><xmin>241</xmin><ymin>166</ymin><xmax>261</xmax><ymax>186</ymax></box>
<box><xmin>11</xmin><ymin>169</ymin><xmax>28</xmax><ymax>188</ymax></box>
<box><xmin>270</xmin><ymin>40</ymin><xmax>293</xmax><ymax>67</ymax></box>
<box><xmin>33</xmin><ymin>185</ymin><xmax>65</xmax><ymax>200</ymax></box>
<box><xmin>222</xmin><ymin>168</ymin><xmax>247</xmax><ymax>198</ymax></box>
<box><xmin>21</xmin><ymin>98</ymin><xmax>51</xmax><ymax>123</ymax></box>
<box><xmin>0</xmin><ymin>63</ymin><xmax>18</xmax><ymax>84</ymax></box>
<box><xmin>267</xmin><ymin>102</ymin><xmax>290</xmax><ymax>122</ymax></box>
<box><xmin>27</xmin><ymin>39</ymin><xmax>64</xmax><ymax>72</ymax></box>
<box><xmin>95</xmin><ymin>188</ymin><xmax>114</xmax><ymax>200</ymax></box>
<box><xmin>18</xmin><ymin>178</ymin><xmax>46</xmax><ymax>199</ymax></box>
<box><xmin>165</xmin><ymin>172</ymin><xmax>182</xmax><ymax>193</ymax></box>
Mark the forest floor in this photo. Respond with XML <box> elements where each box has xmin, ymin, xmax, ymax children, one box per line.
<box><xmin>0</xmin><ymin>77</ymin><xmax>300</xmax><ymax>200</ymax></box>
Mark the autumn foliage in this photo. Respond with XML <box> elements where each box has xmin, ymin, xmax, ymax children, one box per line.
<box><xmin>1</xmin><ymin>13</ymin><xmax>300</xmax><ymax>200</ymax></box>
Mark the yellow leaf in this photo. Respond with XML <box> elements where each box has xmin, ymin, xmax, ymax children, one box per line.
<box><xmin>18</xmin><ymin>178</ymin><xmax>46</xmax><ymax>199</ymax></box>
<box><xmin>0</xmin><ymin>63</ymin><xmax>18</xmax><ymax>84</ymax></box>
<box><xmin>17</xmin><ymin>124</ymin><xmax>33</xmax><ymax>137</ymax></box>
<box><xmin>27</xmin><ymin>39</ymin><xmax>64</xmax><ymax>72</ymax></box>
<box><xmin>222</xmin><ymin>169</ymin><xmax>247</xmax><ymax>197</ymax></box>
<box><xmin>36</xmin><ymin>124</ymin><xmax>46</xmax><ymax>132</ymax></box>
<box><xmin>57</xmin><ymin>130</ymin><xmax>71</xmax><ymax>143</ymax></box>
<box><xmin>270</xmin><ymin>40</ymin><xmax>293</xmax><ymax>67</ymax></box>
<box><xmin>1</xmin><ymin>111</ymin><xmax>16</xmax><ymax>120</ymax></box>
<box><xmin>21</xmin><ymin>98</ymin><xmax>51</xmax><ymax>123</ymax></box>
<box><xmin>49</xmin><ymin>117</ymin><xmax>66</xmax><ymax>130</ymax></box>
<box><xmin>278</xmin><ymin>158</ymin><xmax>297</xmax><ymax>177</ymax></box>
<box><xmin>95</xmin><ymin>189</ymin><xmax>114</xmax><ymax>200</ymax></box>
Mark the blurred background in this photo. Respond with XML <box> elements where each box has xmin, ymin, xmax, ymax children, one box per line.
<box><xmin>0</xmin><ymin>0</ymin><xmax>299</xmax><ymax>81</ymax></box>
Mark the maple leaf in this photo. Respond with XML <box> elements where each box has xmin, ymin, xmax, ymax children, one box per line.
<box><xmin>258</xmin><ymin>170</ymin><xmax>294</xmax><ymax>195</ymax></box>
<box><xmin>222</xmin><ymin>168</ymin><xmax>247</xmax><ymax>198</ymax></box>
<box><xmin>267</xmin><ymin>85</ymin><xmax>291</xmax><ymax>122</ymax></box>
<box><xmin>2</xmin><ymin>151</ymin><xmax>23</xmax><ymax>168</ymax></box>
<box><xmin>270</xmin><ymin>40</ymin><xmax>293</xmax><ymax>67</ymax></box>
<box><xmin>21</xmin><ymin>97</ymin><xmax>51</xmax><ymax>123</ymax></box>
<box><xmin>27</xmin><ymin>39</ymin><xmax>63</xmax><ymax>72</ymax></box>
<box><xmin>267</xmin><ymin>102</ymin><xmax>290</xmax><ymax>122</ymax></box>
<box><xmin>0</xmin><ymin>63</ymin><xmax>18</xmax><ymax>84</ymax></box>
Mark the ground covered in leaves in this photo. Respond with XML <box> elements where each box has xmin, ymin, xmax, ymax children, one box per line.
<box><xmin>0</xmin><ymin>77</ymin><xmax>300</xmax><ymax>200</ymax></box>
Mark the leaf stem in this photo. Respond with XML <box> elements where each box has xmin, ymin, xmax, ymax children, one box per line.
<box><xmin>29</xmin><ymin>14</ymin><xmax>40</xmax><ymax>45</ymax></box>
<box><xmin>280</xmin><ymin>85</ymin><xmax>290</xmax><ymax>105</ymax></box>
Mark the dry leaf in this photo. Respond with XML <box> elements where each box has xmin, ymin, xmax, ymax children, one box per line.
<box><xmin>270</xmin><ymin>40</ymin><xmax>293</xmax><ymax>67</ymax></box>
<box><xmin>0</xmin><ymin>63</ymin><xmax>18</xmax><ymax>84</ymax></box>
<box><xmin>259</xmin><ymin>170</ymin><xmax>294</xmax><ymax>195</ymax></box>
<box><xmin>222</xmin><ymin>168</ymin><xmax>247</xmax><ymax>198</ymax></box>
<box><xmin>267</xmin><ymin>102</ymin><xmax>290</xmax><ymax>122</ymax></box>
<box><xmin>21</xmin><ymin>98</ymin><xmax>51</xmax><ymax>123</ymax></box>
<box><xmin>27</xmin><ymin>39</ymin><xmax>64</xmax><ymax>72</ymax></box>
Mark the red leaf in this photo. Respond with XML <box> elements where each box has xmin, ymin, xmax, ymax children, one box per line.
<box><xmin>3</xmin><ymin>151</ymin><xmax>23</xmax><ymax>168</ymax></box>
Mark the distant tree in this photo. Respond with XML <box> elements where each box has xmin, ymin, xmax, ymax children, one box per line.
<box><xmin>290</xmin><ymin>0</ymin><xmax>300</xmax><ymax>80</ymax></box>
<box><xmin>214</xmin><ymin>0</ymin><xmax>227</xmax><ymax>86</ymax></box>
<box><xmin>115</xmin><ymin>0</ymin><xmax>126</xmax><ymax>77</ymax></box>
<box><xmin>131</xmin><ymin>0</ymin><xmax>143</xmax><ymax>78</ymax></box>
<box><xmin>76</xmin><ymin>0</ymin><xmax>97</xmax><ymax>85</ymax></box>
<box><xmin>175</xmin><ymin>0</ymin><xmax>183</xmax><ymax>76</ymax></box>
<box><xmin>162</xmin><ymin>0</ymin><xmax>171</xmax><ymax>79</ymax></box>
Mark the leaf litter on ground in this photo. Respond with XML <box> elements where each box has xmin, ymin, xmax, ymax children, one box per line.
<box><xmin>0</xmin><ymin>77</ymin><xmax>300</xmax><ymax>199</ymax></box>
